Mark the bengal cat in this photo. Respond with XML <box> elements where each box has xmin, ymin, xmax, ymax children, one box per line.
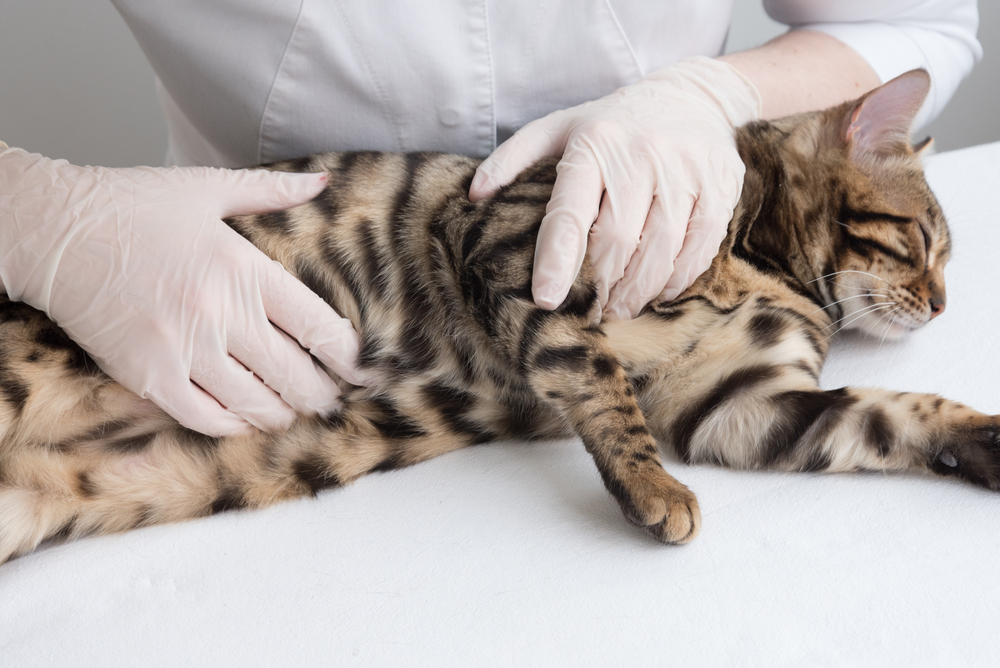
<box><xmin>0</xmin><ymin>70</ymin><xmax>992</xmax><ymax>562</ymax></box>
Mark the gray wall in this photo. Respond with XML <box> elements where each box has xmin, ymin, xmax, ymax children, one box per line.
<box><xmin>0</xmin><ymin>1</ymin><xmax>166</xmax><ymax>167</ymax></box>
<box><xmin>1</xmin><ymin>0</ymin><xmax>996</xmax><ymax>167</ymax></box>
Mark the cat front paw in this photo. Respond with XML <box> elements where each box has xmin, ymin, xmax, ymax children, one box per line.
<box><xmin>611</xmin><ymin>469</ymin><xmax>701</xmax><ymax>544</ymax></box>
<box><xmin>931</xmin><ymin>416</ymin><xmax>1000</xmax><ymax>490</ymax></box>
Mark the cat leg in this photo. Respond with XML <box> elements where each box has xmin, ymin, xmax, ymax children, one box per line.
<box><xmin>0</xmin><ymin>299</ymin><xmax>185</xmax><ymax>561</ymax></box>
<box><xmin>210</xmin><ymin>391</ymin><xmax>494</xmax><ymax>508</ymax></box>
<box><xmin>521</xmin><ymin>311</ymin><xmax>701</xmax><ymax>543</ymax></box>
<box><xmin>0</xmin><ymin>428</ymin><xmax>222</xmax><ymax>562</ymax></box>
<box><xmin>447</xmin><ymin>172</ymin><xmax>699</xmax><ymax>543</ymax></box>
<box><xmin>0</xmin><ymin>388</ymin><xmax>497</xmax><ymax>563</ymax></box>
<box><xmin>646</xmin><ymin>362</ymin><xmax>1000</xmax><ymax>485</ymax></box>
<box><xmin>462</xmin><ymin>277</ymin><xmax>701</xmax><ymax>543</ymax></box>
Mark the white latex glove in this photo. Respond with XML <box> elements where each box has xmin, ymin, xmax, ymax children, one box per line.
<box><xmin>469</xmin><ymin>56</ymin><xmax>762</xmax><ymax>320</ymax></box>
<box><xmin>0</xmin><ymin>144</ymin><xmax>368</xmax><ymax>436</ymax></box>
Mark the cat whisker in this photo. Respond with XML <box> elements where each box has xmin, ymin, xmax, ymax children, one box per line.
<box><xmin>808</xmin><ymin>269</ymin><xmax>898</xmax><ymax>311</ymax></box>
<box><xmin>807</xmin><ymin>272</ymin><xmax>839</xmax><ymax>285</ymax></box>
<box><xmin>873</xmin><ymin>307</ymin><xmax>905</xmax><ymax>349</ymax></box>
<box><xmin>807</xmin><ymin>269</ymin><xmax>892</xmax><ymax>286</ymax></box>
<box><xmin>837</xmin><ymin>300</ymin><xmax>897</xmax><ymax>320</ymax></box>
<box><xmin>823</xmin><ymin>302</ymin><xmax>898</xmax><ymax>333</ymax></box>
<box><xmin>864</xmin><ymin>289</ymin><xmax>901</xmax><ymax>304</ymax></box>
<box><xmin>878</xmin><ymin>311</ymin><xmax>896</xmax><ymax>350</ymax></box>
<box><xmin>805</xmin><ymin>287</ymin><xmax>898</xmax><ymax>324</ymax></box>
<box><xmin>806</xmin><ymin>293</ymin><xmax>877</xmax><ymax>319</ymax></box>
<box><xmin>846</xmin><ymin>303</ymin><xmax>899</xmax><ymax>329</ymax></box>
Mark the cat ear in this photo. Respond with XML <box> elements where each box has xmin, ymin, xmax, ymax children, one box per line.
<box><xmin>845</xmin><ymin>70</ymin><xmax>931</xmax><ymax>160</ymax></box>
<box><xmin>912</xmin><ymin>136</ymin><xmax>935</xmax><ymax>156</ymax></box>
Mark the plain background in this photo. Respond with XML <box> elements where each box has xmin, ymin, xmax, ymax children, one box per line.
<box><xmin>0</xmin><ymin>0</ymin><xmax>996</xmax><ymax>167</ymax></box>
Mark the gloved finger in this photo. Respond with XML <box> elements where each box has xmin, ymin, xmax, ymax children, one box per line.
<box><xmin>531</xmin><ymin>145</ymin><xmax>605</xmax><ymax>310</ymax></box>
<box><xmin>211</xmin><ymin>168</ymin><xmax>330</xmax><ymax>218</ymax></box>
<box><xmin>469</xmin><ymin>114</ymin><xmax>566</xmax><ymax>201</ymax></box>
<box><xmin>586</xmin><ymin>176</ymin><xmax>655</xmax><ymax>309</ymax></box>
<box><xmin>228</xmin><ymin>312</ymin><xmax>344</xmax><ymax>416</ymax></box>
<box><xmin>90</xmin><ymin>326</ymin><xmax>253</xmax><ymax>437</ymax></box>
<box><xmin>658</xmin><ymin>189</ymin><xmax>735</xmax><ymax>302</ymax></box>
<box><xmin>605</xmin><ymin>189</ymin><xmax>693</xmax><ymax>320</ymax></box>
<box><xmin>189</xmin><ymin>349</ymin><xmax>299</xmax><ymax>433</ymax></box>
<box><xmin>144</xmin><ymin>376</ymin><xmax>253</xmax><ymax>438</ymax></box>
<box><xmin>257</xmin><ymin>257</ymin><xmax>371</xmax><ymax>387</ymax></box>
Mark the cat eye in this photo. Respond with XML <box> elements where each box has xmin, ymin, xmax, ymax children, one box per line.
<box><xmin>919</xmin><ymin>225</ymin><xmax>932</xmax><ymax>266</ymax></box>
<box><xmin>919</xmin><ymin>226</ymin><xmax>931</xmax><ymax>252</ymax></box>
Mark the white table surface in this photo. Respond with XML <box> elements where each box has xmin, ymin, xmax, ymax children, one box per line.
<box><xmin>3</xmin><ymin>143</ymin><xmax>999</xmax><ymax>667</ymax></box>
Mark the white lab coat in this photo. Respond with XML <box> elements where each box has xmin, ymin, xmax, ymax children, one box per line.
<box><xmin>111</xmin><ymin>0</ymin><xmax>981</xmax><ymax>168</ymax></box>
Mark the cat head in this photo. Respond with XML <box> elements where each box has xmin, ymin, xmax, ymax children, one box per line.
<box><xmin>774</xmin><ymin>69</ymin><xmax>950</xmax><ymax>339</ymax></box>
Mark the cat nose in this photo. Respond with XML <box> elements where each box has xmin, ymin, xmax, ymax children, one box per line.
<box><xmin>925</xmin><ymin>276</ymin><xmax>946</xmax><ymax>320</ymax></box>
<box><xmin>929</xmin><ymin>295</ymin><xmax>946</xmax><ymax>319</ymax></box>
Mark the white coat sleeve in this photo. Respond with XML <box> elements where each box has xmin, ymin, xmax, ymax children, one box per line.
<box><xmin>763</xmin><ymin>0</ymin><xmax>982</xmax><ymax>129</ymax></box>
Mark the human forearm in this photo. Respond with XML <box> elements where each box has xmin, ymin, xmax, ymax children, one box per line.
<box><xmin>719</xmin><ymin>30</ymin><xmax>880</xmax><ymax>120</ymax></box>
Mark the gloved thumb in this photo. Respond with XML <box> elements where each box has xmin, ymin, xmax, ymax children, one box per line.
<box><xmin>469</xmin><ymin>114</ymin><xmax>566</xmax><ymax>201</ymax></box>
<box><xmin>208</xmin><ymin>167</ymin><xmax>330</xmax><ymax>218</ymax></box>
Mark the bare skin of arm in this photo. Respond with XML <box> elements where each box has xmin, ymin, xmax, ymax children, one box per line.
<box><xmin>720</xmin><ymin>30</ymin><xmax>882</xmax><ymax>120</ymax></box>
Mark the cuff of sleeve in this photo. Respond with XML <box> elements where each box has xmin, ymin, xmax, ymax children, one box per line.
<box><xmin>796</xmin><ymin>22</ymin><xmax>981</xmax><ymax>131</ymax></box>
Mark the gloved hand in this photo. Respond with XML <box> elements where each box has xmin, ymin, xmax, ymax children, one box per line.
<box><xmin>469</xmin><ymin>56</ymin><xmax>762</xmax><ymax>320</ymax></box>
<box><xmin>0</xmin><ymin>144</ymin><xmax>368</xmax><ymax>436</ymax></box>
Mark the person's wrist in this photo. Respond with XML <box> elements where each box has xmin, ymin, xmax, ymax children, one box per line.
<box><xmin>708</xmin><ymin>58</ymin><xmax>764</xmax><ymax>126</ymax></box>
<box><xmin>0</xmin><ymin>149</ymin><xmax>108</xmax><ymax>310</ymax></box>
<box><xmin>643</xmin><ymin>56</ymin><xmax>763</xmax><ymax>129</ymax></box>
<box><xmin>0</xmin><ymin>147</ymin><xmax>50</xmax><ymax>303</ymax></box>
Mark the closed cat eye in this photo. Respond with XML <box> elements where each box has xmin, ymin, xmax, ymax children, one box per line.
<box><xmin>919</xmin><ymin>225</ymin><xmax>932</xmax><ymax>262</ymax></box>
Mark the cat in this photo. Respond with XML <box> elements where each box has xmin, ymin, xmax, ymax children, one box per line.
<box><xmin>0</xmin><ymin>69</ymin><xmax>994</xmax><ymax>562</ymax></box>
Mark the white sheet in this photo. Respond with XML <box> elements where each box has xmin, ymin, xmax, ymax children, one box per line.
<box><xmin>2</xmin><ymin>143</ymin><xmax>999</xmax><ymax>667</ymax></box>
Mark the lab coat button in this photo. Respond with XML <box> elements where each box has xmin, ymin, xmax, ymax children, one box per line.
<box><xmin>438</xmin><ymin>108</ymin><xmax>461</xmax><ymax>127</ymax></box>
